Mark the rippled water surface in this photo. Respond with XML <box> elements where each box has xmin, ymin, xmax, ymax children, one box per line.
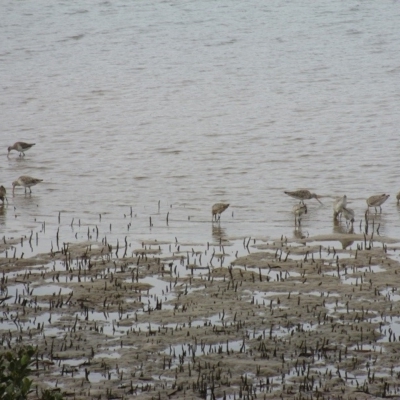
<box><xmin>2</xmin><ymin>0</ymin><xmax>400</xmax><ymax>247</ymax></box>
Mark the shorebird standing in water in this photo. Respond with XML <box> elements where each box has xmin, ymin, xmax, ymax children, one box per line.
<box><xmin>293</xmin><ymin>202</ymin><xmax>307</xmax><ymax>226</ymax></box>
<box><xmin>0</xmin><ymin>186</ymin><xmax>7</xmax><ymax>204</ymax></box>
<box><xmin>333</xmin><ymin>195</ymin><xmax>347</xmax><ymax>220</ymax></box>
<box><xmin>366</xmin><ymin>194</ymin><xmax>390</xmax><ymax>213</ymax></box>
<box><xmin>342</xmin><ymin>207</ymin><xmax>355</xmax><ymax>227</ymax></box>
<box><xmin>12</xmin><ymin>176</ymin><xmax>43</xmax><ymax>195</ymax></box>
<box><xmin>212</xmin><ymin>203</ymin><xmax>229</xmax><ymax>221</ymax></box>
<box><xmin>7</xmin><ymin>142</ymin><xmax>36</xmax><ymax>157</ymax></box>
<box><xmin>284</xmin><ymin>189</ymin><xmax>323</xmax><ymax>204</ymax></box>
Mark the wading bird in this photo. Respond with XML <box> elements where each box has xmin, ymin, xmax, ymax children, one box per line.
<box><xmin>7</xmin><ymin>142</ymin><xmax>36</xmax><ymax>157</ymax></box>
<box><xmin>293</xmin><ymin>202</ymin><xmax>307</xmax><ymax>226</ymax></box>
<box><xmin>333</xmin><ymin>195</ymin><xmax>347</xmax><ymax>220</ymax></box>
<box><xmin>284</xmin><ymin>189</ymin><xmax>322</xmax><ymax>204</ymax></box>
<box><xmin>342</xmin><ymin>207</ymin><xmax>355</xmax><ymax>227</ymax></box>
<box><xmin>212</xmin><ymin>203</ymin><xmax>229</xmax><ymax>221</ymax></box>
<box><xmin>12</xmin><ymin>176</ymin><xmax>43</xmax><ymax>195</ymax></box>
<box><xmin>0</xmin><ymin>186</ymin><xmax>7</xmax><ymax>204</ymax></box>
<box><xmin>366</xmin><ymin>194</ymin><xmax>390</xmax><ymax>213</ymax></box>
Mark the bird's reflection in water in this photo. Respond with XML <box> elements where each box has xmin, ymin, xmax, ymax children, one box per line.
<box><xmin>333</xmin><ymin>218</ymin><xmax>355</xmax><ymax>249</ymax></box>
<box><xmin>333</xmin><ymin>218</ymin><xmax>347</xmax><ymax>234</ymax></box>
<box><xmin>212</xmin><ymin>223</ymin><xmax>228</xmax><ymax>243</ymax></box>
<box><xmin>0</xmin><ymin>205</ymin><xmax>6</xmax><ymax>225</ymax></box>
<box><xmin>293</xmin><ymin>226</ymin><xmax>307</xmax><ymax>240</ymax></box>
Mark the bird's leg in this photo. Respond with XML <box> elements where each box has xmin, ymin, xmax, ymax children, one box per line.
<box><xmin>24</xmin><ymin>187</ymin><xmax>27</xmax><ymax>194</ymax></box>
<box><xmin>29</xmin><ymin>187</ymin><xmax>32</xmax><ymax>194</ymax></box>
<box><xmin>379</xmin><ymin>206</ymin><xmax>382</xmax><ymax>214</ymax></box>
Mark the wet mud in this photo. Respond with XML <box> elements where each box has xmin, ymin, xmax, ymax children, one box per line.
<box><xmin>2</xmin><ymin>226</ymin><xmax>400</xmax><ymax>399</ymax></box>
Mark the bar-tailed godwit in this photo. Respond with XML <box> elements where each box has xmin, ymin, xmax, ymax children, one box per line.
<box><xmin>0</xmin><ymin>186</ymin><xmax>7</xmax><ymax>204</ymax></box>
<box><xmin>284</xmin><ymin>189</ymin><xmax>322</xmax><ymax>204</ymax></box>
<box><xmin>333</xmin><ymin>195</ymin><xmax>347</xmax><ymax>220</ymax></box>
<box><xmin>366</xmin><ymin>194</ymin><xmax>389</xmax><ymax>213</ymax></box>
<box><xmin>7</xmin><ymin>142</ymin><xmax>36</xmax><ymax>157</ymax></box>
<box><xmin>12</xmin><ymin>176</ymin><xmax>43</xmax><ymax>195</ymax></box>
<box><xmin>342</xmin><ymin>207</ymin><xmax>355</xmax><ymax>226</ymax></box>
<box><xmin>212</xmin><ymin>203</ymin><xmax>229</xmax><ymax>221</ymax></box>
<box><xmin>292</xmin><ymin>202</ymin><xmax>307</xmax><ymax>226</ymax></box>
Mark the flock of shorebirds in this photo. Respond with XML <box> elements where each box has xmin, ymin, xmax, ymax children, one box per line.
<box><xmin>212</xmin><ymin>190</ymin><xmax>399</xmax><ymax>227</ymax></box>
<box><xmin>1</xmin><ymin>142</ymin><xmax>43</xmax><ymax>204</ymax></box>
<box><xmin>2</xmin><ymin>142</ymin><xmax>400</xmax><ymax>230</ymax></box>
<box><xmin>283</xmin><ymin>190</ymin><xmax>394</xmax><ymax>227</ymax></box>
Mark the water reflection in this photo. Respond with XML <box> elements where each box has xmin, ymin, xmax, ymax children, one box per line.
<box><xmin>12</xmin><ymin>194</ymin><xmax>41</xmax><ymax>207</ymax></box>
<box><xmin>333</xmin><ymin>218</ymin><xmax>347</xmax><ymax>234</ymax></box>
<box><xmin>293</xmin><ymin>227</ymin><xmax>307</xmax><ymax>240</ymax></box>
<box><xmin>212</xmin><ymin>223</ymin><xmax>228</xmax><ymax>243</ymax></box>
<box><xmin>333</xmin><ymin>219</ymin><xmax>355</xmax><ymax>249</ymax></box>
<box><xmin>0</xmin><ymin>205</ymin><xmax>6</xmax><ymax>225</ymax></box>
<box><xmin>364</xmin><ymin>211</ymin><xmax>387</xmax><ymax>236</ymax></box>
<box><xmin>340</xmin><ymin>231</ymin><xmax>355</xmax><ymax>250</ymax></box>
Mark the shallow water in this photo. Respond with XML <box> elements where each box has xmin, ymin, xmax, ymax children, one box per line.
<box><xmin>1</xmin><ymin>0</ymin><xmax>400</xmax><ymax>247</ymax></box>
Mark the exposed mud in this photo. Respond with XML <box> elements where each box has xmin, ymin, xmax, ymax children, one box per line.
<box><xmin>2</xmin><ymin>230</ymin><xmax>400</xmax><ymax>399</ymax></box>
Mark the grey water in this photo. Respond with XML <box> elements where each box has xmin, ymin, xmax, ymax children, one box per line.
<box><xmin>2</xmin><ymin>0</ymin><xmax>400</xmax><ymax>249</ymax></box>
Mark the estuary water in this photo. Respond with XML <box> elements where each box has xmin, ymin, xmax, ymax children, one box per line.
<box><xmin>2</xmin><ymin>0</ymin><xmax>400</xmax><ymax>251</ymax></box>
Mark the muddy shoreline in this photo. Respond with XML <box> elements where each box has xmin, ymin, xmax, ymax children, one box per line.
<box><xmin>2</xmin><ymin>228</ymin><xmax>400</xmax><ymax>399</ymax></box>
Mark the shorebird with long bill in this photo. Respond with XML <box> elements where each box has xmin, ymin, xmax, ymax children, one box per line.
<box><xmin>366</xmin><ymin>194</ymin><xmax>389</xmax><ymax>213</ymax></box>
<box><xmin>342</xmin><ymin>207</ymin><xmax>355</xmax><ymax>226</ymax></box>
<box><xmin>7</xmin><ymin>142</ymin><xmax>36</xmax><ymax>157</ymax></box>
<box><xmin>212</xmin><ymin>203</ymin><xmax>229</xmax><ymax>221</ymax></box>
<box><xmin>284</xmin><ymin>189</ymin><xmax>323</xmax><ymax>204</ymax></box>
<box><xmin>12</xmin><ymin>176</ymin><xmax>43</xmax><ymax>195</ymax></box>
<box><xmin>333</xmin><ymin>195</ymin><xmax>347</xmax><ymax>220</ymax></box>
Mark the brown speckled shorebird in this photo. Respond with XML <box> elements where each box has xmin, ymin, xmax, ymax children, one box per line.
<box><xmin>12</xmin><ymin>176</ymin><xmax>43</xmax><ymax>195</ymax></box>
<box><xmin>7</xmin><ymin>142</ymin><xmax>36</xmax><ymax>157</ymax></box>
<box><xmin>212</xmin><ymin>203</ymin><xmax>229</xmax><ymax>221</ymax></box>
<box><xmin>0</xmin><ymin>186</ymin><xmax>7</xmax><ymax>204</ymax></box>
<box><xmin>293</xmin><ymin>202</ymin><xmax>307</xmax><ymax>226</ymax></box>
<box><xmin>284</xmin><ymin>189</ymin><xmax>322</xmax><ymax>204</ymax></box>
<box><xmin>366</xmin><ymin>194</ymin><xmax>390</xmax><ymax>213</ymax></box>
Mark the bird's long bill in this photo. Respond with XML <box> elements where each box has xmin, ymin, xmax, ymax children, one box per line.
<box><xmin>316</xmin><ymin>197</ymin><xmax>323</xmax><ymax>205</ymax></box>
